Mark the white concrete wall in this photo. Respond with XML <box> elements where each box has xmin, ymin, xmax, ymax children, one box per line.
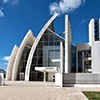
<box><xmin>64</xmin><ymin>15</ymin><xmax>72</xmax><ymax>73</ymax></box>
<box><xmin>6</xmin><ymin>45</ymin><xmax>19</xmax><ymax>81</ymax></box>
<box><xmin>92</xmin><ymin>41</ymin><xmax>100</xmax><ymax>73</ymax></box>
<box><xmin>89</xmin><ymin>19</ymin><xmax>94</xmax><ymax>46</ymax></box>
<box><xmin>12</xmin><ymin>30</ymin><xmax>35</xmax><ymax>81</ymax></box>
<box><xmin>55</xmin><ymin>73</ymin><xmax>63</xmax><ymax>87</ymax></box>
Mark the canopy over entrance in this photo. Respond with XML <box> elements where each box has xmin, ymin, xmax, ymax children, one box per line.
<box><xmin>35</xmin><ymin>67</ymin><xmax>60</xmax><ymax>82</ymax></box>
<box><xmin>35</xmin><ymin>67</ymin><xmax>60</xmax><ymax>73</ymax></box>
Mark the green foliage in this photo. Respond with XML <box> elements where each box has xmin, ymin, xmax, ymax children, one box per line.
<box><xmin>83</xmin><ymin>92</ymin><xmax>100</xmax><ymax>100</ymax></box>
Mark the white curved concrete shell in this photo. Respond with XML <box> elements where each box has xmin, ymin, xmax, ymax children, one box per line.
<box><xmin>25</xmin><ymin>13</ymin><xmax>58</xmax><ymax>81</ymax></box>
<box><xmin>12</xmin><ymin>30</ymin><xmax>35</xmax><ymax>81</ymax></box>
<box><xmin>6</xmin><ymin>45</ymin><xmax>19</xmax><ymax>81</ymax></box>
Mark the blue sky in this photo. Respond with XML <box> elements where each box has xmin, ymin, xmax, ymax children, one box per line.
<box><xmin>0</xmin><ymin>0</ymin><xmax>100</xmax><ymax>70</ymax></box>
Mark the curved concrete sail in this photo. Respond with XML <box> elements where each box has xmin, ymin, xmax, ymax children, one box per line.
<box><xmin>12</xmin><ymin>30</ymin><xmax>35</xmax><ymax>81</ymax></box>
<box><xmin>25</xmin><ymin>13</ymin><xmax>59</xmax><ymax>81</ymax></box>
<box><xmin>6</xmin><ymin>45</ymin><xmax>19</xmax><ymax>81</ymax></box>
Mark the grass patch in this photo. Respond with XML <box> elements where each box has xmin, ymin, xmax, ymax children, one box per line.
<box><xmin>83</xmin><ymin>92</ymin><xmax>100</xmax><ymax>100</ymax></box>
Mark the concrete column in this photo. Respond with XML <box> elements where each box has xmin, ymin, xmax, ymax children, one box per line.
<box><xmin>65</xmin><ymin>15</ymin><xmax>69</xmax><ymax>73</ymax></box>
<box><xmin>43</xmin><ymin>72</ymin><xmax>46</xmax><ymax>82</ymax></box>
<box><xmin>60</xmin><ymin>42</ymin><xmax>63</xmax><ymax>87</ymax></box>
<box><xmin>60</xmin><ymin>42</ymin><xmax>64</xmax><ymax>73</ymax></box>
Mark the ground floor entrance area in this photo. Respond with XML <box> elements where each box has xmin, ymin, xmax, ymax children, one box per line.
<box><xmin>35</xmin><ymin>67</ymin><xmax>60</xmax><ymax>82</ymax></box>
<box><xmin>18</xmin><ymin>67</ymin><xmax>59</xmax><ymax>82</ymax></box>
<box><xmin>29</xmin><ymin>71</ymin><xmax>55</xmax><ymax>82</ymax></box>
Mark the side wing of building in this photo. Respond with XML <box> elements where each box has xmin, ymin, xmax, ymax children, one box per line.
<box><xmin>6</xmin><ymin>45</ymin><xmax>19</xmax><ymax>81</ymax></box>
<box><xmin>12</xmin><ymin>30</ymin><xmax>35</xmax><ymax>81</ymax></box>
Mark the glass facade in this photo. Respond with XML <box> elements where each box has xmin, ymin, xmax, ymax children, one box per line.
<box><xmin>43</xmin><ymin>46</ymin><xmax>60</xmax><ymax>67</ymax></box>
<box><xmin>78</xmin><ymin>51</ymin><xmax>82</xmax><ymax>72</ymax></box>
<box><xmin>17</xmin><ymin>46</ymin><xmax>31</xmax><ymax>80</ymax></box>
<box><xmin>49</xmin><ymin>50</ymin><xmax>60</xmax><ymax>67</ymax></box>
<box><xmin>29</xmin><ymin>29</ymin><xmax>64</xmax><ymax>81</ymax></box>
<box><xmin>94</xmin><ymin>19</ymin><xmax>99</xmax><ymax>41</ymax></box>
<box><xmin>71</xmin><ymin>45</ymin><xmax>76</xmax><ymax>73</ymax></box>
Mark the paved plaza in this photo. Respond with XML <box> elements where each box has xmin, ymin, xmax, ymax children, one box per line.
<box><xmin>1</xmin><ymin>81</ymin><xmax>99</xmax><ymax>100</ymax></box>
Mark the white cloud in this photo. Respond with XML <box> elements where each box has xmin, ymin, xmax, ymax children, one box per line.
<box><xmin>0</xmin><ymin>8</ymin><xmax>4</xmax><ymax>17</ymax></box>
<box><xmin>3</xmin><ymin>62</ymin><xmax>8</xmax><ymax>65</ymax></box>
<box><xmin>1</xmin><ymin>56</ymin><xmax>10</xmax><ymax>61</ymax></box>
<box><xmin>49</xmin><ymin>0</ymin><xmax>86</xmax><ymax>14</ymax></box>
<box><xmin>3</xmin><ymin>0</ymin><xmax>19</xmax><ymax>5</ymax></box>
<box><xmin>80</xmin><ymin>19</ymin><xmax>86</xmax><ymax>25</ymax></box>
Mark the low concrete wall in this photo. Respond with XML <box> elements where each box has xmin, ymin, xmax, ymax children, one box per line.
<box><xmin>64</xmin><ymin>73</ymin><xmax>100</xmax><ymax>86</ymax></box>
<box><xmin>0</xmin><ymin>73</ymin><xmax>4</xmax><ymax>85</ymax></box>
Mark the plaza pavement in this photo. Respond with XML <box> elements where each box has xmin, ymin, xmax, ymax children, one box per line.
<box><xmin>0</xmin><ymin>81</ymin><xmax>93</xmax><ymax>100</ymax></box>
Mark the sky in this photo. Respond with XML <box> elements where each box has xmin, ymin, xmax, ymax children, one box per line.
<box><xmin>0</xmin><ymin>0</ymin><xmax>100</xmax><ymax>70</ymax></box>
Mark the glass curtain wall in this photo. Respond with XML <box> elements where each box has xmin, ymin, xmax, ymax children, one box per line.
<box><xmin>78</xmin><ymin>51</ymin><xmax>82</xmax><ymax>72</ymax></box>
<box><xmin>17</xmin><ymin>46</ymin><xmax>31</xmax><ymax>80</ymax></box>
<box><xmin>71</xmin><ymin>45</ymin><xmax>76</xmax><ymax>72</ymax></box>
<box><xmin>29</xmin><ymin>29</ymin><xmax>64</xmax><ymax>81</ymax></box>
<box><xmin>94</xmin><ymin>19</ymin><xmax>99</xmax><ymax>41</ymax></box>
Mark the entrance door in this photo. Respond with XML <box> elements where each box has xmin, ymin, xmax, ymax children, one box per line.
<box><xmin>19</xmin><ymin>72</ymin><xmax>24</xmax><ymax>81</ymax></box>
<box><xmin>29</xmin><ymin>71</ymin><xmax>43</xmax><ymax>81</ymax></box>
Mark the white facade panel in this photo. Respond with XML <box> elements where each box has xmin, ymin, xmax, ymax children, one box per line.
<box><xmin>6</xmin><ymin>45</ymin><xmax>19</xmax><ymax>81</ymax></box>
<box><xmin>12</xmin><ymin>30</ymin><xmax>35</xmax><ymax>81</ymax></box>
<box><xmin>89</xmin><ymin>19</ymin><xmax>94</xmax><ymax>46</ymax></box>
<box><xmin>64</xmin><ymin>15</ymin><xmax>72</xmax><ymax>73</ymax></box>
<box><xmin>92</xmin><ymin>41</ymin><xmax>100</xmax><ymax>73</ymax></box>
